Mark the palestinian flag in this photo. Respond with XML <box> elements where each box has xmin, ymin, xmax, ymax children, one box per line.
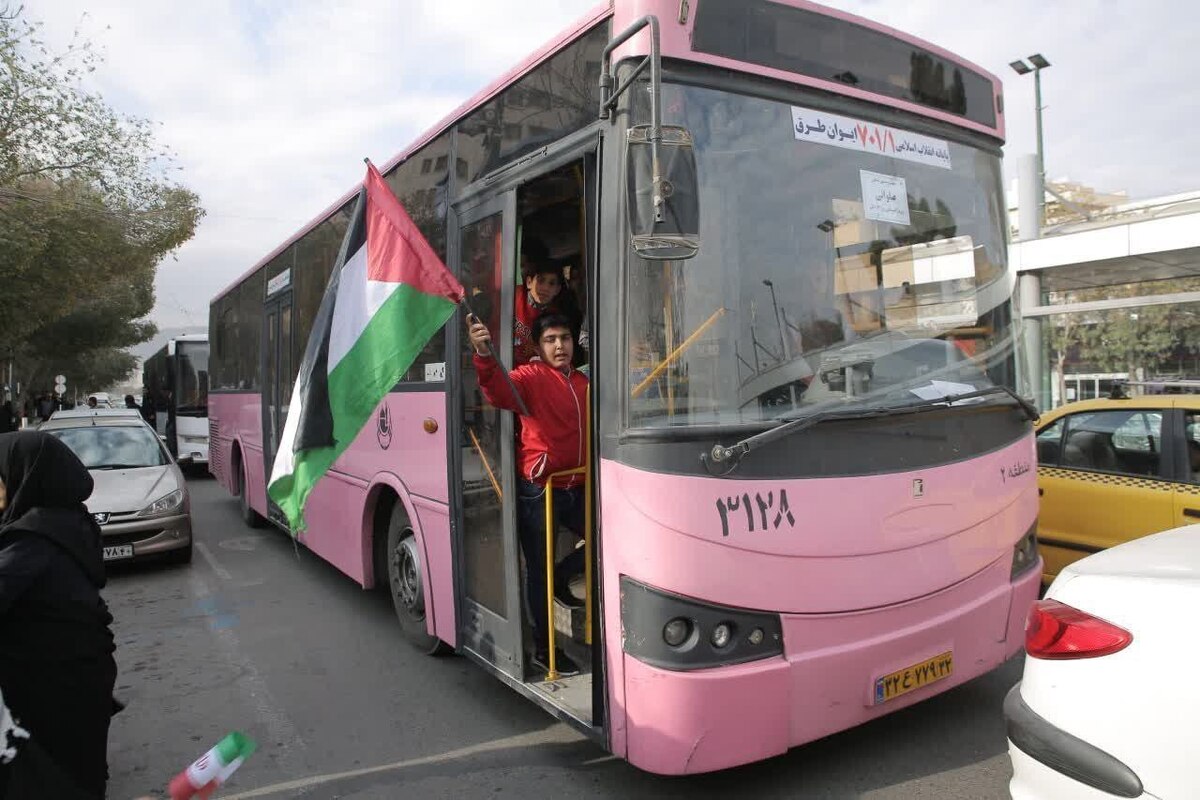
<box><xmin>268</xmin><ymin>161</ymin><xmax>464</xmax><ymax>530</ymax></box>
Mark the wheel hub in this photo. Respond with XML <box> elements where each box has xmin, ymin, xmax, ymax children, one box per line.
<box><xmin>392</xmin><ymin>534</ymin><xmax>424</xmax><ymax>617</ymax></box>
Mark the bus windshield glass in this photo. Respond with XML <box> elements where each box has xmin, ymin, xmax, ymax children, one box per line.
<box><xmin>176</xmin><ymin>341</ymin><xmax>209</xmax><ymax>416</ymax></box>
<box><xmin>626</xmin><ymin>82</ymin><xmax>1015</xmax><ymax>429</ymax></box>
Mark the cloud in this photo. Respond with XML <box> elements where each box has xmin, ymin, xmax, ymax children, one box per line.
<box><xmin>27</xmin><ymin>1</ymin><xmax>1197</xmax><ymax>329</ymax></box>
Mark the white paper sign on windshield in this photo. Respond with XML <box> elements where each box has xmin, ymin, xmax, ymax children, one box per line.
<box><xmin>860</xmin><ymin>171</ymin><xmax>910</xmax><ymax>226</ymax></box>
<box><xmin>791</xmin><ymin>105</ymin><xmax>952</xmax><ymax>170</ymax></box>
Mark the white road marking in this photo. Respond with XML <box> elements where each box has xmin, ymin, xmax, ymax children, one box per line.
<box><xmin>221</xmin><ymin>729</ymin><xmax>578</xmax><ymax>798</ymax></box>
<box><xmin>187</xmin><ymin>571</ymin><xmax>308</xmax><ymax>784</ymax></box>
<box><xmin>196</xmin><ymin>541</ymin><xmax>233</xmax><ymax>581</ymax></box>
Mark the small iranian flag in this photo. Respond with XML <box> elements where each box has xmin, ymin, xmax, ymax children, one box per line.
<box><xmin>168</xmin><ymin>731</ymin><xmax>257</xmax><ymax>799</ymax></box>
<box><xmin>268</xmin><ymin>161</ymin><xmax>464</xmax><ymax>529</ymax></box>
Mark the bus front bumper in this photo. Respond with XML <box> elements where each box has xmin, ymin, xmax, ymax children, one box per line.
<box><xmin>176</xmin><ymin>440</ymin><xmax>209</xmax><ymax>465</ymax></box>
<box><xmin>621</xmin><ymin>558</ymin><xmax>1041</xmax><ymax>775</ymax></box>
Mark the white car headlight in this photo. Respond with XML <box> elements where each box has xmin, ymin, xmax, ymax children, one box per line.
<box><xmin>138</xmin><ymin>489</ymin><xmax>185</xmax><ymax>517</ymax></box>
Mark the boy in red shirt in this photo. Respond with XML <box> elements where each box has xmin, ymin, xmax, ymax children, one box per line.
<box><xmin>469</xmin><ymin>312</ymin><xmax>587</xmax><ymax>677</ymax></box>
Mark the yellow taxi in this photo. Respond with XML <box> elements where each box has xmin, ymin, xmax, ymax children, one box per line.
<box><xmin>1035</xmin><ymin>384</ymin><xmax>1200</xmax><ymax>583</ymax></box>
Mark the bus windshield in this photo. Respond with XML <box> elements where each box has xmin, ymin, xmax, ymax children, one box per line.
<box><xmin>175</xmin><ymin>341</ymin><xmax>209</xmax><ymax>416</ymax></box>
<box><xmin>626</xmin><ymin>82</ymin><xmax>1015</xmax><ymax>429</ymax></box>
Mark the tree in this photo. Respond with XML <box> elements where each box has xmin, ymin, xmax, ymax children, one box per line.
<box><xmin>1045</xmin><ymin>279</ymin><xmax>1200</xmax><ymax>393</ymax></box>
<box><xmin>0</xmin><ymin>7</ymin><xmax>204</xmax><ymax>393</ymax></box>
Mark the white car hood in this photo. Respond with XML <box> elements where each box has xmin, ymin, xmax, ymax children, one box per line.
<box><xmin>86</xmin><ymin>466</ymin><xmax>178</xmax><ymax>515</ymax></box>
<box><xmin>1063</xmin><ymin>524</ymin><xmax>1200</xmax><ymax>583</ymax></box>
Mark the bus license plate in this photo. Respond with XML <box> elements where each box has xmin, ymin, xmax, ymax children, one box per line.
<box><xmin>874</xmin><ymin>651</ymin><xmax>953</xmax><ymax>705</ymax></box>
<box><xmin>103</xmin><ymin>545</ymin><xmax>134</xmax><ymax>561</ymax></box>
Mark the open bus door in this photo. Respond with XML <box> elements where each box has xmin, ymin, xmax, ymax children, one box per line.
<box><xmin>261</xmin><ymin>288</ymin><xmax>293</xmax><ymax>527</ymax></box>
<box><xmin>451</xmin><ymin>152</ymin><xmax>600</xmax><ymax>734</ymax></box>
<box><xmin>452</xmin><ymin>192</ymin><xmax>526</xmax><ymax>680</ymax></box>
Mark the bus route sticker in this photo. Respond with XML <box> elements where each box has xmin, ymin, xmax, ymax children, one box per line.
<box><xmin>860</xmin><ymin>170</ymin><xmax>910</xmax><ymax>226</ymax></box>
<box><xmin>790</xmin><ymin>104</ymin><xmax>952</xmax><ymax>170</ymax></box>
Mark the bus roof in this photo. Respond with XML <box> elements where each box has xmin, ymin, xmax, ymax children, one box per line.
<box><xmin>212</xmin><ymin>0</ymin><xmax>1002</xmax><ymax>305</ymax></box>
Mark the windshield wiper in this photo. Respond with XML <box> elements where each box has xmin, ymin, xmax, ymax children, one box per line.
<box><xmin>906</xmin><ymin>384</ymin><xmax>1039</xmax><ymax>422</ymax></box>
<box><xmin>92</xmin><ymin>464</ymin><xmax>151</xmax><ymax>471</ymax></box>
<box><xmin>701</xmin><ymin>385</ymin><xmax>1037</xmax><ymax>476</ymax></box>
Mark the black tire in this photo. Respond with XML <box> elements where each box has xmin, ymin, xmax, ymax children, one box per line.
<box><xmin>236</xmin><ymin>458</ymin><xmax>264</xmax><ymax>529</ymax></box>
<box><xmin>385</xmin><ymin>504</ymin><xmax>450</xmax><ymax>655</ymax></box>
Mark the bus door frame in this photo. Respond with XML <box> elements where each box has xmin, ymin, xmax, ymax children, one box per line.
<box><xmin>260</xmin><ymin>287</ymin><xmax>294</xmax><ymax>527</ymax></box>
<box><xmin>449</xmin><ymin>190</ymin><xmax>525</xmax><ymax>681</ymax></box>
<box><xmin>448</xmin><ymin>126</ymin><xmax>607</xmax><ymax>736</ymax></box>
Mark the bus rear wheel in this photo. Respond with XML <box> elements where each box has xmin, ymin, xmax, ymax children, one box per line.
<box><xmin>386</xmin><ymin>505</ymin><xmax>449</xmax><ymax>655</ymax></box>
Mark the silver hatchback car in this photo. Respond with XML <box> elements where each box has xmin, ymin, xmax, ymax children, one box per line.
<box><xmin>39</xmin><ymin>416</ymin><xmax>193</xmax><ymax>565</ymax></box>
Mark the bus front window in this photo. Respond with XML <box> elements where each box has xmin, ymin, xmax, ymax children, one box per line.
<box><xmin>625</xmin><ymin>82</ymin><xmax>1014</xmax><ymax>429</ymax></box>
<box><xmin>176</xmin><ymin>342</ymin><xmax>209</xmax><ymax>416</ymax></box>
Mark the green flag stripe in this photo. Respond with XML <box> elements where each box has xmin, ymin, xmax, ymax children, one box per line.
<box><xmin>268</xmin><ymin>284</ymin><xmax>456</xmax><ymax>529</ymax></box>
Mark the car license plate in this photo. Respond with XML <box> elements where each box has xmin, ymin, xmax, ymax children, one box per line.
<box><xmin>102</xmin><ymin>544</ymin><xmax>134</xmax><ymax>561</ymax></box>
<box><xmin>874</xmin><ymin>651</ymin><xmax>953</xmax><ymax>705</ymax></box>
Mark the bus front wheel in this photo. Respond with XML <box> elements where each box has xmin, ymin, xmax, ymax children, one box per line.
<box><xmin>386</xmin><ymin>504</ymin><xmax>449</xmax><ymax>656</ymax></box>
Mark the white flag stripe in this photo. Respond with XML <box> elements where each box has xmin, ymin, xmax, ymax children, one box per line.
<box><xmin>326</xmin><ymin>243</ymin><xmax>402</xmax><ymax>373</ymax></box>
<box><xmin>269</xmin><ymin>380</ymin><xmax>303</xmax><ymax>486</ymax></box>
<box><xmin>326</xmin><ymin>243</ymin><xmax>368</xmax><ymax>371</ymax></box>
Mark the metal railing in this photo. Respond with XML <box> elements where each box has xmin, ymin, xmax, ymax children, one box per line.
<box><xmin>541</xmin><ymin>389</ymin><xmax>593</xmax><ymax>681</ymax></box>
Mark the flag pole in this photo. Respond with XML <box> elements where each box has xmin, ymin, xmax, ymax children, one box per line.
<box><xmin>460</xmin><ymin>297</ymin><xmax>531</xmax><ymax>417</ymax></box>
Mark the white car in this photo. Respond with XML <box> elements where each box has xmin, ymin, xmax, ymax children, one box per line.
<box><xmin>1006</xmin><ymin>525</ymin><xmax>1200</xmax><ymax>799</ymax></box>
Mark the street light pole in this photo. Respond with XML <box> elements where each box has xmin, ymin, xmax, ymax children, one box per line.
<box><xmin>1034</xmin><ymin>66</ymin><xmax>1045</xmax><ymax>198</ymax></box>
<box><xmin>1009</xmin><ymin>54</ymin><xmax>1051</xmax><ymax>226</ymax></box>
<box><xmin>762</xmin><ymin>279</ymin><xmax>797</xmax><ymax>407</ymax></box>
<box><xmin>762</xmin><ymin>279</ymin><xmax>790</xmax><ymax>361</ymax></box>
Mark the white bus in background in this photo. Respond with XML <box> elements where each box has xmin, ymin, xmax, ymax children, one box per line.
<box><xmin>142</xmin><ymin>334</ymin><xmax>210</xmax><ymax>466</ymax></box>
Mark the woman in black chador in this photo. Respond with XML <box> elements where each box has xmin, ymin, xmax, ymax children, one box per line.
<box><xmin>0</xmin><ymin>431</ymin><xmax>117</xmax><ymax>798</ymax></box>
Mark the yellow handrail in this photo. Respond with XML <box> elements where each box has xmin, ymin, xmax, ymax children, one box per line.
<box><xmin>467</xmin><ymin>427</ymin><xmax>502</xmax><ymax>501</ymax></box>
<box><xmin>631</xmin><ymin>306</ymin><xmax>726</xmax><ymax>398</ymax></box>
<box><xmin>541</xmin><ymin>386</ymin><xmax>592</xmax><ymax>681</ymax></box>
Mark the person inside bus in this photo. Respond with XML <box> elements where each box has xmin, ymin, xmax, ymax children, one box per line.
<box><xmin>468</xmin><ymin>312</ymin><xmax>587</xmax><ymax>678</ymax></box>
<box><xmin>514</xmin><ymin>236</ymin><xmax>581</xmax><ymax>364</ymax></box>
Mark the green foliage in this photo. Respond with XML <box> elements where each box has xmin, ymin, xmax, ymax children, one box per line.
<box><xmin>0</xmin><ymin>7</ymin><xmax>204</xmax><ymax>394</ymax></box>
<box><xmin>1046</xmin><ymin>279</ymin><xmax>1200</xmax><ymax>380</ymax></box>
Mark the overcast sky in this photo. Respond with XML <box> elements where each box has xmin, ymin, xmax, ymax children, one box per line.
<box><xmin>31</xmin><ymin>1</ymin><xmax>1198</xmax><ymax>330</ymax></box>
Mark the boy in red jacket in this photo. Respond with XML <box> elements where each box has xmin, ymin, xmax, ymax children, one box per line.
<box><xmin>469</xmin><ymin>312</ymin><xmax>587</xmax><ymax>677</ymax></box>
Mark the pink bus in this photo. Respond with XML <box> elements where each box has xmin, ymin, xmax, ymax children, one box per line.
<box><xmin>209</xmin><ymin>0</ymin><xmax>1041</xmax><ymax>774</ymax></box>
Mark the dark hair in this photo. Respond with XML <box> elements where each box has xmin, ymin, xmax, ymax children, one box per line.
<box><xmin>531</xmin><ymin>313</ymin><xmax>573</xmax><ymax>345</ymax></box>
<box><xmin>520</xmin><ymin>236</ymin><xmax>561</xmax><ymax>280</ymax></box>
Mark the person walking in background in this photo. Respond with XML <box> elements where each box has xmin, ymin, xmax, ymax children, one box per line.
<box><xmin>0</xmin><ymin>404</ymin><xmax>14</xmax><ymax>435</ymax></box>
<box><xmin>33</xmin><ymin>396</ymin><xmax>51</xmax><ymax>424</ymax></box>
<box><xmin>0</xmin><ymin>431</ymin><xmax>117</xmax><ymax>798</ymax></box>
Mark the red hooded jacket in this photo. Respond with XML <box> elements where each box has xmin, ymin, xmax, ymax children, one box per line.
<box><xmin>474</xmin><ymin>354</ymin><xmax>588</xmax><ymax>488</ymax></box>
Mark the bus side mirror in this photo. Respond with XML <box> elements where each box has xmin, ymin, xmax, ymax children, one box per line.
<box><xmin>626</xmin><ymin>125</ymin><xmax>700</xmax><ymax>260</ymax></box>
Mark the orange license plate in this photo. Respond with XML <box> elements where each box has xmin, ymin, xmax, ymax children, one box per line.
<box><xmin>874</xmin><ymin>651</ymin><xmax>953</xmax><ymax>705</ymax></box>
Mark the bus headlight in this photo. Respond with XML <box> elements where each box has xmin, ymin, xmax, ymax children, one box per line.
<box><xmin>1011</xmin><ymin>522</ymin><xmax>1040</xmax><ymax>579</ymax></box>
<box><xmin>621</xmin><ymin>576</ymin><xmax>783</xmax><ymax>671</ymax></box>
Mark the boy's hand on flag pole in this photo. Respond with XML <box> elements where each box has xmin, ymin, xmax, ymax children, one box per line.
<box><xmin>467</xmin><ymin>315</ymin><xmax>492</xmax><ymax>357</ymax></box>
